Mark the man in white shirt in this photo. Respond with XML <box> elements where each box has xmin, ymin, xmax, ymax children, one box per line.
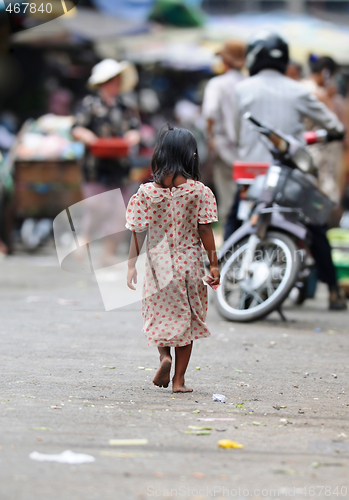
<box><xmin>232</xmin><ymin>31</ymin><xmax>346</xmax><ymax>310</ymax></box>
<box><xmin>202</xmin><ymin>40</ymin><xmax>246</xmax><ymax>225</ymax></box>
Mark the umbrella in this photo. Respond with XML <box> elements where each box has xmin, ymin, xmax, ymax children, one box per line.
<box><xmin>10</xmin><ymin>6</ymin><xmax>150</xmax><ymax>46</ymax></box>
<box><xmin>94</xmin><ymin>25</ymin><xmax>215</xmax><ymax>71</ymax></box>
<box><xmin>149</xmin><ymin>0</ymin><xmax>205</xmax><ymax>27</ymax></box>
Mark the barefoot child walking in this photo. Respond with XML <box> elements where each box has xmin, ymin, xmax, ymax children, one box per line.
<box><xmin>126</xmin><ymin>125</ymin><xmax>220</xmax><ymax>393</ymax></box>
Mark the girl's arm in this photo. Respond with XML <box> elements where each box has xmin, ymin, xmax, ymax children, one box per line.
<box><xmin>127</xmin><ymin>231</ymin><xmax>147</xmax><ymax>290</ymax></box>
<box><xmin>198</xmin><ymin>223</ymin><xmax>220</xmax><ymax>285</ymax></box>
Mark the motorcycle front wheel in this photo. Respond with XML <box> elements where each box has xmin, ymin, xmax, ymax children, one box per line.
<box><xmin>215</xmin><ymin>231</ymin><xmax>301</xmax><ymax>322</ymax></box>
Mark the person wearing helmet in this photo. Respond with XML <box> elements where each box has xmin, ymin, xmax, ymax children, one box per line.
<box><xmin>231</xmin><ymin>31</ymin><xmax>346</xmax><ymax>310</ymax></box>
<box><xmin>234</xmin><ymin>31</ymin><xmax>344</xmax><ymax>163</ymax></box>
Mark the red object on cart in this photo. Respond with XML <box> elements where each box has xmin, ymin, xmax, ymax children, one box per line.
<box><xmin>233</xmin><ymin>162</ymin><xmax>269</xmax><ymax>184</ymax></box>
<box><xmin>90</xmin><ymin>137</ymin><xmax>129</xmax><ymax>158</ymax></box>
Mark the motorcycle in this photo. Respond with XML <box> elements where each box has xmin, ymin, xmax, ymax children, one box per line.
<box><xmin>215</xmin><ymin>113</ymin><xmax>342</xmax><ymax>322</ymax></box>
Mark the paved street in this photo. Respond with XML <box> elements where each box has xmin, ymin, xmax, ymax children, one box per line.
<box><xmin>1</xmin><ymin>243</ymin><xmax>349</xmax><ymax>500</ymax></box>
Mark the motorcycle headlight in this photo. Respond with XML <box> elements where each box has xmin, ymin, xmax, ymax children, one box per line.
<box><xmin>290</xmin><ymin>147</ymin><xmax>316</xmax><ymax>174</ymax></box>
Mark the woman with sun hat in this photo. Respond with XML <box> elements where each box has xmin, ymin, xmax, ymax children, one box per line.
<box><xmin>72</xmin><ymin>59</ymin><xmax>140</xmax><ymax>264</ymax></box>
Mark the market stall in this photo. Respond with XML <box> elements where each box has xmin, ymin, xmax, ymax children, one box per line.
<box><xmin>13</xmin><ymin>114</ymin><xmax>84</xmax><ymax>220</ymax></box>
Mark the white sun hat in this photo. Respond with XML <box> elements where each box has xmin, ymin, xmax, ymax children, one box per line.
<box><xmin>88</xmin><ymin>59</ymin><xmax>138</xmax><ymax>93</ymax></box>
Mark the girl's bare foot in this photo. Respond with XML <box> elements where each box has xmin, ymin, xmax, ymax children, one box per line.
<box><xmin>172</xmin><ymin>377</ymin><xmax>193</xmax><ymax>393</ymax></box>
<box><xmin>153</xmin><ymin>356</ymin><xmax>172</xmax><ymax>388</ymax></box>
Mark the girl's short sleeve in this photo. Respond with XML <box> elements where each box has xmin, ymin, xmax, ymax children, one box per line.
<box><xmin>198</xmin><ymin>185</ymin><xmax>218</xmax><ymax>224</ymax></box>
<box><xmin>125</xmin><ymin>187</ymin><xmax>149</xmax><ymax>232</ymax></box>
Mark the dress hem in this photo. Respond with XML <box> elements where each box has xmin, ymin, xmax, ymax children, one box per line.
<box><xmin>147</xmin><ymin>332</ymin><xmax>211</xmax><ymax>347</ymax></box>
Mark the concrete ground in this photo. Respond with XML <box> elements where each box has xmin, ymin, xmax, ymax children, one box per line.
<box><xmin>1</xmin><ymin>242</ymin><xmax>349</xmax><ymax>500</ymax></box>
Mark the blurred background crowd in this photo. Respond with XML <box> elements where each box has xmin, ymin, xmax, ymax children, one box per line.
<box><xmin>1</xmin><ymin>0</ymin><xmax>349</xmax><ymax>268</ymax></box>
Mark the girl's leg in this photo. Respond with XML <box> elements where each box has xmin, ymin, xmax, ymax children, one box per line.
<box><xmin>153</xmin><ymin>347</ymin><xmax>172</xmax><ymax>388</ymax></box>
<box><xmin>172</xmin><ymin>342</ymin><xmax>193</xmax><ymax>393</ymax></box>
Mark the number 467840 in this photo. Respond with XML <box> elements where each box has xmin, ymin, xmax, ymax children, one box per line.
<box><xmin>5</xmin><ymin>3</ymin><xmax>53</xmax><ymax>14</ymax></box>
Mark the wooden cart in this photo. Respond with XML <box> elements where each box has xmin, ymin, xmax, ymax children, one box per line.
<box><xmin>14</xmin><ymin>159</ymin><xmax>82</xmax><ymax>220</ymax></box>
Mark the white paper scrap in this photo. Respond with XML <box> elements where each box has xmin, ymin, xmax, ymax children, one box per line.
<box><xmin>29</xmin><ymin>450</ymin><xmax>95</xmax><ymax>464</ymax></box>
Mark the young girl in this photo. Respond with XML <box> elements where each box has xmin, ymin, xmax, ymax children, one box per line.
<box><xmin>126</xmin><ymin>125</ymin><xmax>220</xmax><ymax>393</ymax></box>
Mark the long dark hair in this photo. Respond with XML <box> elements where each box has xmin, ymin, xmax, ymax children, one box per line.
<box><xmin>151</xmin><ymin>124</ymin><xmax>200</xmax><ymax>187</ymax></box>
<box><xmin>308</xmin><ymin>55</ymin><xmax>337</xmax><ymax>76</ymax></box>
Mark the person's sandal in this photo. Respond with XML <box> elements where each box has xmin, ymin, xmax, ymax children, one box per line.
<box><xmin>329</xmin><ymin>288</ymin><xmax>348</xmax><ymax>311</ymax></box>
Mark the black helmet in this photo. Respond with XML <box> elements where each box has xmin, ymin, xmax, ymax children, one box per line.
<box><xmin>245</xmin><ymin>31</ymin><xmax>289</xmax><ymax>76</ymax></box>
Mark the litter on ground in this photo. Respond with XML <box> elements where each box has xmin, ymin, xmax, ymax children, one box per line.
<box><xmin>29</xmin><ymin>450</ymin><xmax>95</xmax><ymax>464</ymax></box>
<box><xmin>185</xmin><ymin>429</ymin><xmax>211</xmax><ymax>435</ymax></box>
<box><xmin>109</xmin><ymin>439</ymin><xmax>148</xmax><ymax>446</ymax></box>
<box><xmin>188</xmin><ymin>425</ymin><xmax>212</xmax><ymax>430</ymax></box>
<box><xmin>213</xmin><ymin>394</ymin><xmax>226</xmax><ymax>403</ymax></box>
<box><xmin>218</xmin><ymin>440</ymin><xmax>244</xmax><ymax>449</ymax></box>
<box><xmin>312</xmin><ymin>462</ymin><xmax>343</xmax><ymax>468</ymax></box>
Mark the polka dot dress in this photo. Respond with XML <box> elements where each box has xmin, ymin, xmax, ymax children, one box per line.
<box><xmin>125</xmin><ymin>180</ymin><xmax>218</xmax><ymax>347</ymax></box>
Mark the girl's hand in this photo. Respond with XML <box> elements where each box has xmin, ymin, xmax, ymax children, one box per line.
<box><xmin>210</xmin><ymin>266</ymin><xmax>220</xmax><ymax>286</ymax></box>
<box><xmin>127</xmin><ymin>266</ymin><xmax>138</xmax><ymax>290</ymax></box>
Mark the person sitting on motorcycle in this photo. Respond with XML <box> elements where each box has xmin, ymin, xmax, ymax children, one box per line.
<box><xmin>230</xmin><ymin>31</ymin><xmax>346</xmax><ymax>311</ymax></box>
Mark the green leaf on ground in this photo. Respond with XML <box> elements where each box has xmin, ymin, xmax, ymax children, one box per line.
<box><xmin>185</xmin><ymin>429</ymin><xmax>211</xmax><ymax>435</ymax></box>
<box><xmin>188</xmin><ymin>425</ymin><xmax>212</xmax><ymax>431</ymax></box>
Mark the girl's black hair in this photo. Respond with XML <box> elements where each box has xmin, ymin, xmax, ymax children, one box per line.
<box><xmin>151</xmin><ymin>124</ymin><xmax>200</xmax><ymax>187</ymax></box>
